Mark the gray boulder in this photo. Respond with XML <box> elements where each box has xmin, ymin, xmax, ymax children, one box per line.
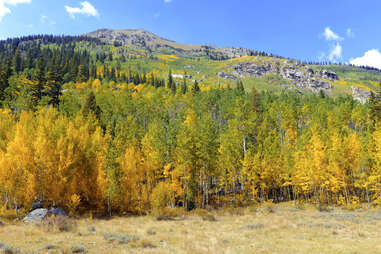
<box><xmin>23</xmin><ymin>208</ymin><xmax>47</xmax><ymax>223</ymax></box>
<box><xmin>218</xmin><ymin>71</ymin><xmax>238</xmax><ymax>81</ymax></box>
<box><xmin>48</xmin><ymin>208</ymin><xmax>67</xmax><ymax>217</ymax></box>
<box><xmin>351</xmin><ymin>86</ymin><xmax>372</xmax><ymax>104</ymax></box>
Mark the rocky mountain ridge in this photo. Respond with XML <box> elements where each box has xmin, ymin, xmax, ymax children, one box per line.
<box><xmin>84</xmin><ymin>29</ymin><xmax>379</xmax><ymax>102</ymax></box>
<box><xmin>85</xmin><ymin>29</ymin><xmax>264</xmax><ymax>59</ymax></box>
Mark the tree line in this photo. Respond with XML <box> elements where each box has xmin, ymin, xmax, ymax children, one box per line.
<box><xmin>0</xmin><ymin>35</ymin><xmax>380</xmax><ymax>216</ymax></box>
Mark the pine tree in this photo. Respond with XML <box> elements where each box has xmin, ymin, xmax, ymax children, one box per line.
<box><xmin>82</xmin><ymin>91</ymin><xmax>101</xmax><ymax>119</ymax></box>
<box><xmin>251</xmin><ymin>87</ymin><xmax>260</xmax><ymax>112</ymax></box>
<box><xmin>32</xmin><ymin>56</ymin><xmax>45</xmax><ymax>104</ymax></box>
<box><xmin>369</xmin><ymin>91</ymin><xmax>381</xmax><ymax>126</ymax></box>
<box><xmin>167</xmin><ymin>70</ymin><xmax>173</xmax><ymax>90</ymax></box>
<box><xmin>44</xmin><ymin>56</ymin><xmax>62</xmax><ymax>106</ymax></box>
<box><xmin>77</xmin><ymin>64</ymin><xmax>89</xmax><ymax>83</ymax></box>
<box><xmin>191</xmin><ymin>80</ymin><xmax>200</xmax><ymax>95</ymax></box>
<box><xmin>181</xmin><ymin>76</ymin><xmax>187</xmax><ymax>94</ymax></box>
<box><xmin>12</xmin><ymin>48</ymin><xmax>22</xmax><ymax>74</ymax></box>
<box><xmin>171</xmin><ymin>81</ymin><xmax>177</xmax><ymax>94</ymax></box>
<box><xmin>236</xmin><ymin>80</ymin><xmax>244</xmax><ymax>92</ymax></box>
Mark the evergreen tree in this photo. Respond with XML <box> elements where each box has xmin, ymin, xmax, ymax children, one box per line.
<box><xmin>191</xmin><ymin>80</ymin><xmax>200</xmax><ymax>95</ymax></box>
<box><xmin>44</xmin><ymin>56</ymin><xmax>62</xmax><ymax>106</ymax></box>
<box><xmin>12</xmin><ymin>48</ymin><xmax>22</xmax><ymax>74</ymax></box>
<box><xmin>369</xmin><ymin>91</ymin><xmax>381</xmax><ymax>126</ymax></box>
<box><xmin>77</xmin><ymin>64</ymin><xmax>89</xmax><ymax>83</ymax></box>
<box><xmin>82</xmin><ymin>91</ymin><xmax>101</xmax><ymax>119</ymax></box>
<box><xmin>150</xmin><ymin>73</ymin><xmax>155</xmax><ymax>87</ymax></box>
<box><xmin>181</xmin><ymin>76</ymin><xmax>187</xmax><ymax>94</ymax></box>
<box><xmin>236</xmin><ymin>80</ymin><xmax>244</xmax><ymax>92</ymax></box>
<box><xmin>0</xmin><ymin>57</ymin><xmax>11</xmax><ymax>99</ymax></box>
<box><xmin>33</xmin><ymin>56</ymin><xmax>46</xmax><ymax>104</ymax></box>
<box><xmin>167</xmin><ymin>70</ymin><xmax>173</xmax><ymax>90</ymax></box>
<box><xmin>251</xmin><ymin>87</ymin><xmax>260</xmax><ymax>112</ymax></box>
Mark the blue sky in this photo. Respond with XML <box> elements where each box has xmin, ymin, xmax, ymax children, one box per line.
<box><xmin>1</xmin><ymin>0</ymin><xmax>381</xmax><ymax>68</ymax></box>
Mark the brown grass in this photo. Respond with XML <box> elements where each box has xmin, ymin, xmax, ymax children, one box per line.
<box><xmin>1</xmin><ymin>202</ymin><xmax>381</xmax><ymax>253</ymax></box>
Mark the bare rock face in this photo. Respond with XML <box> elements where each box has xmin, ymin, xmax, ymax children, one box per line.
<box><xmin>315</xmin><ymin>70</ymin><xmax>339</xmax><ymax>81</ymax></box>
<box><xmin>231</xmin><ymin>62</ymin><xmax>272</xmax><ymax>77</ymax></box>
<box><xmin>218</xmin><ymin>72</ymin><xmax>239</xmax><ymax>81</ymax></box>
<box><xmin>351</xmin><ymin>86</ymin><xmax>372</xmax><ymax>104</ymax></box>
<box><xmin>222</xmin><ymin>62</ymin><xmax>334</xmax><ymax>92</ymax></box>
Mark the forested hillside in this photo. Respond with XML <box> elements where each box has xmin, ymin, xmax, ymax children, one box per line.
<box><xmin>0</xmin><ymin>33</ymin><xmax>380</xmax><ymax>216</ymax></box>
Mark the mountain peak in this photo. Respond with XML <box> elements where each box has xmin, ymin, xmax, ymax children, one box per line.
<box><xmin>84</xmin><ymin>28</ymin><xmax>178</xmax><ymax>48</ymax></box>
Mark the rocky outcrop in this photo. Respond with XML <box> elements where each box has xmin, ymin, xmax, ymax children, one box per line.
<box><xmin>23</xmin><ymin>208</ymin><xmax>47</xmax><ymax>223</ymax></box>
<box><xmin>231</xmin><ymin>62</ymin><xmax>272</xmax><ymax>77</ymax></box>
<box><xmin>351</xmin><ymin>86</ymin><xmax>372</xmax><ymax>104</ymax></box>
<box><xmin>223</xmin><ymin>62</ymin><xmax>333</xmax><ymax>91</ymax></box>
<box><xmin>314</xmin><ymin>70</ymin><xmax>338</xmax><ymax>81</ymax></box>
<box><xmin>218</xmin><ymin>72</ymin><xmax>238</xmax><ymax>81</ymax></box>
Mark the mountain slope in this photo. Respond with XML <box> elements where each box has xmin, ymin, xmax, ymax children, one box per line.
<box><xmin>82</xmin><ymin>28</ymin><xmax>381</xmax><ymax>101</ymax></box>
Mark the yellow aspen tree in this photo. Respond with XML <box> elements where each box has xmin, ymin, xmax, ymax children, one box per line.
<box><xmin>0</xmin><ymin>112</ymin><xmax>36</xmax><ymax>207</ymax></box>
<box><xmin>119</xmin><ymin>143</ymin><xmax>146</xmax><ymax>213</ymax></box>
<box><xmin>242</xmin><ymin>149</ymin><xmax>261</xmax><ymax>200</ymax></box>
<box><xmin>367</xmin><ymin>124</ymin><xmax>381</xmax><ymax>204</ymax></box>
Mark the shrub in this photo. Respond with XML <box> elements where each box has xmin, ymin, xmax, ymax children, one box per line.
<box><xmin>131</xmin><ymin>239</ymin><xmax>157</xmax><ymax>249</ymax></box>
<box><xmin>155</xmin><ymin>207</ymin><xmax>182</xmax><ymax>221</ymax></box>
<box><xmin>316</xmin><ymin>204</ymin><xmax>331</xmax><ymax>212</ymax></box>
<box><xmin>246</xmin><ymin>222</ymin><xmax>265</xmax><ymax>230</ymax></box>
<box><xmin>345</xmin><ymin>197</ymin><xmax>361</xmax><ymax>211</ymax></box>
<box><xmin>291</xmin><ymin>200</ymin><xmax>306</xmax><ymax>210</ymax></box>
<box><xmin>0</xmin><ymin>204</ymin><xmax>27</xmax><ymax>220</ymax></box>
<box><xmin>226</xmin><ymin>207</ymin><xmax>245</xmax><ymax>216</ymax></box>
<box><xmin>0</xmin><ymin>245</ymin><xmax>19</xmax><ymax>254</ymax></box>
<box><xmin>245</xmin><ymin>205</ymin><xmax>257</xmax><ymax>214</ymax></box>
<box><xmin>42</xmin><ymin>244</ymin><xmax>59</xmax><ymax>250</ymax></box>
<box><xmin>151</xmin><ymin>182</ymin><xmax>172</xmax><ymax>214</ymax></box>
<box><xmin>195</xmin><ymin>209</ymin><xmax>216</xmax><ymax>221</ymax></box>
<box><xmin>87</xmin><ymin>225</ymin><xmax>96</xmax><ymax>233</ymax></box>
<box><xmin>103</xmin><ymin>232</ymin><xmax>139</xmax><ymax>245</ymax></box>
<box><xmin>146</xmin><ymin>228</ymin><xmax>156</xmax><ymax>235</ymax></box>
<box><xmin>71</xmin><ymin>245</ymin><xmax>86</xmax><ymax>253</ymax></box>
<box><xmin>40</xmin><ymin>215</ymin><xmax>77</xmax><ymax>233</ymax></box>
<box><xmin>257</xmin><ymin>200</ymin><xmax>275</xmax><ymax>214</ymax></box>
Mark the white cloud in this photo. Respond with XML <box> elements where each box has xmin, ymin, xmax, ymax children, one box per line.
<box><xmin>350</xmin><ymin>49</ymin><xmax>381</xmax><ymax>69</ymax></box>
<box><xmin>40</xmin><ymin>14</ymin><xmax>47</xmax><ymax>23</ymax></box>
<box><xmin>164</xmin><ymin>0</ymin><xmax>172</xmax><ymax>3</ymax></box>
<box><xmin>328</xmin><ymin>43</ymin><xmax>342</xmax><ymax>62</ymax></box>
<box><xmin>346</xmin><ymin>28</ymin><xmax>355</xmax><ymax>38</ymax></box>
<box><xmin>319</xmin><ymin>27</ymin><xmax>343</xmax><ymax>62</ymax></box>
<box><xmin>65</xmin><ymin>1</ymin><xmax>99</xmax><ymax>19</ymax></box>
<box><xmin>323</xmin><ymin>27</ymin><xmax>343</xmax><ymax>41</ymax></box>
<box><xmin>40</xmin><ymin>14</ymin><xmax>55</xmax><ymax>25</ymax></box>
<box><xmin>0</xmin><ymin>0</ymin><xmax>31</xmax><ymax>21</ymax></box>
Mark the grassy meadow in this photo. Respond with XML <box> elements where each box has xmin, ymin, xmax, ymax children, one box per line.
<box><xmin>1</xmin><ymin>203</ymin><xmax>381</xmax><ymax>254</ymax></box>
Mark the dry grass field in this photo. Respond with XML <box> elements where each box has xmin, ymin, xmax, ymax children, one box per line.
<box><xmin>1</xmin><ymin>202</ymin><xmax>381</xmax><ymax>254</ymax></box>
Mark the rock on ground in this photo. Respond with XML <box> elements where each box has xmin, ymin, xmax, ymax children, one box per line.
<box><xmin>351</xmin><ymin>86</ymin><xmax>372</xmax><ymax>104</ymax></box>
<box><xmin>23</xmin><ymin>208</ymin><xmax>48</xmax><ymax>223</ymax></box>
